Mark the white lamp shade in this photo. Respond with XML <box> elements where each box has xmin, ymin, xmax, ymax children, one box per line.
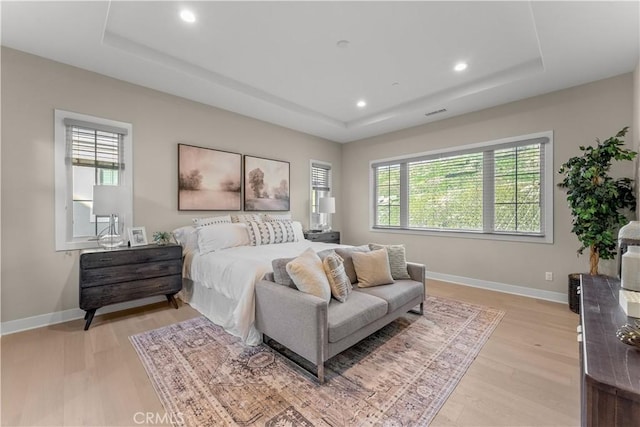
<box><xmin>93</xmin><ymin>185</ymin><xmax>125</xmax><ymax>215</ymax></box>
<box><xmin>318</xmin><ymin>197</ymin><xmax>336</xmax><ymax>214</ymax></box>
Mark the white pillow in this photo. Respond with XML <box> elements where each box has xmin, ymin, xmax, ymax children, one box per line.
<box><xmin>197</xmin><ymin>223</ymin><xmax>250</xmax><ymax>254</ymax></box>
<box><xmin>286</xmin><ymin>248</ymin><xmax>331</xmax><ymax>303</ymax></box>
<box><xmin>245</xmin><ymin>220</ymin><xmax>298</xmax><ymax>246</ymax></box>
<box><xmin>192</xmin><ymin>214</ymin><xmax>232</xmax><ymax>227</ymax></box>
<box><xmin>291</xmin><ymin>221</ymin><xmax>305</xmax><ymax>242</ymax></box>
<box><xmin>172</xmin><ymin>225</ymin><xmax>198</xmax><ymax>254</ymax></box>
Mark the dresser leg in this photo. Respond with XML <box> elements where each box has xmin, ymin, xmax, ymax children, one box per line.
<box><xmin>167</xmin><ymin>294</ymin><xmax>179</xmax><ymax>309</ymax></box>
<box><xmin>84</xmin><ymin>309</ymin><xmax>96</xmax><ymax>330</ymax></box>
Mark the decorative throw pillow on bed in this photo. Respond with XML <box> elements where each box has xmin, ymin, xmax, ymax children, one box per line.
<box><xmin>286</xmin><ymin>248</ymin><xmax>331</xmax><ymax>303</ymax></box>
<box><xmin>262</xmin><ymin>213</ymin><xmax>292</xmax><ymax>221</ymax></box>
<box><xmin>352</xmin><ymin>248</ymin><xmax>394</xmax><ymax>288</ymax></box>
<box><xmin>334</xmin><ymin>245</ymin><xmax>371</xmax><ymax>284</ymax></box>
<box><xmin>197</xmin><ymin>223</ymin><xmax>250</xmax><ymax>254</ymax></box>
<box><xmin>192</xmin><ymin>214</ymin><xmax>232</xmax><ymax>227</ymax></box>
<box><xmin>322</xmin><ymin>251</ymin><xmax>352</xmax><ymax>302</ymax></box>
<box><xmin>231</xmin><ymin>214</ymin><xmax>263</xmax><ymax>223</ymax></box>
<box><xmin>369</xmin><ymin>243</ymin><xmax>411</xmax><ymax>280</ymax></box>
<box><xmin>245</xmin><ymin>220</ymin><xmax>297</xmax><ymax>246</ymax></box>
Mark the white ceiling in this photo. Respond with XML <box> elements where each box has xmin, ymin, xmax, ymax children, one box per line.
<box><xmin>2</xmin><ymin>1</ymin><xmax>639</xmax><ymax>143</ymax></box>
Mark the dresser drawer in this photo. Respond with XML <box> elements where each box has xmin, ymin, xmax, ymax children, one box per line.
<box><xmin>305</xmin><ymin>231</ymin><xmax>340</xmax><ymax>243</ymax></box>
<box><xmin>80</xmin><ymin>275</ymin><xmax>182</xmax><ymax>310</ymax></box>
<box><xmin>80</xmin><ymin>259</ymin><xmax>182</xmax><ymax>288</ymax></box>
<box><xmin>80</xmin><ymin>245</ymin><xmax>181</xmax><ymax>269</ymax></box>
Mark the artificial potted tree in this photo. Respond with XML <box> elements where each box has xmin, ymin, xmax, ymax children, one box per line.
<box><xmin>558</xmin><ymin>126</ymin><xmax>637</xmax><ymax>312</ymax></box>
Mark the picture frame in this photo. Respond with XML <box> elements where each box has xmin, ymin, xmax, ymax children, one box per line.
<box><xmin>178</xmin><ymin>144</ymin><xmax>242</xmax><ymax>211</ymax></box>
<box><xmin>128</xmin><ymin>226</ymin><xmax>148</xmax><ymax>247</ymax></box>
<box><xmin>243</xmin><ymin>155</ymin><xmax>290</xmax><ymax>211</ymax></box>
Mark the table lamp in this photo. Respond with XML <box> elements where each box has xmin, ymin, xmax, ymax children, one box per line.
<box><xmin>318</xmin><ymin>197</ymin><xmax>335</xmax><ymax>232</ymax></box>
<box><xmin>93</xmin><ymin>185</ymin><xmax>125</xmax><ymax>249</ymax></box>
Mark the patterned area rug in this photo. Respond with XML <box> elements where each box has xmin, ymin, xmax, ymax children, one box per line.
<box><xmin>130</xmin><ymin>296</ymin><xmax>504</xmax><ymax>426</ymax></box>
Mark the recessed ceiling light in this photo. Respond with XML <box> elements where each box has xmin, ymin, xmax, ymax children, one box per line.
<box><xmin>180</xmin><ymin>10</ymin><xmax>196</xmax><ymax>23</ymax></box>
<box><xmin>357</xmin><ymin>100</ymin><xmax>367</xmax><ymax>108</ymax></box>
<box><xmin>454</xmin><ymin>62</ymin><xmax>468</xmax><ymax>72</ymax></box>
<box><xmin>336</xmin><ymin>40</ymin><xmax>350</xmax><ymax>48</ymax></box>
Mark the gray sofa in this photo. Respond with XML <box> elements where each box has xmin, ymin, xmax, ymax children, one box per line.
<box><xmin>255</xmin><ymin>262</ymin><xmax>426</xmax><ymax>383</ymax></box>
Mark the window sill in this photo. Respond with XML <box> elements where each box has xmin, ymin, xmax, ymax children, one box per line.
<box><xmin>370</xmin><ymin>227</ymin><xmax>553</xmax><ymax>244</ymax></box>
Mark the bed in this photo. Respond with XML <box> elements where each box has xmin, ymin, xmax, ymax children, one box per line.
<box><xmin>175</xmin><ymin>218</ymin><xmax>345</xmax><ymax>345</ymax></box>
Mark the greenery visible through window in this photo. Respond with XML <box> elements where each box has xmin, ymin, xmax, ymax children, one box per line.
<box><xmin>373</xmin><ymin>133</ymin><xmax>552</xmax><ymax>240</ymax></box>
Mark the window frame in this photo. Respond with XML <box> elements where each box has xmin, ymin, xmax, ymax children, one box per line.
<box><xmin>309</xmin><ymin>160</ymin><xmax>332</xmax><ymax>230</ymax></box>
<box><xmin>369</xmin><ymin>131</ymin><xmax>554</xmax><ymax>244</ymax></box>
<box><xmin>54</xmin><ymin>110</ymin><xmax>133</xmax><ymax>251</ymax></box>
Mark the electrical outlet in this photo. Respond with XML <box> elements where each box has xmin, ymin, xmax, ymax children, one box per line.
<box><xmin>545</xmin><ymin>272</ymin><xmax>553</xmax><ymax>281</ymax></box>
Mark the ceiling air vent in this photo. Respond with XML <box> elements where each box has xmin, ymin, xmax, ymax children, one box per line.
<box><xmin>425</xmin><ymin>108</ymin><xmax>447</xmax><ymax>117</ymax></box>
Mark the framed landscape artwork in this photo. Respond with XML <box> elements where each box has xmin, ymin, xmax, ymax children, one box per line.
<box><xmin>178</xmin><ymin>144</ymin><xmax>242</xmax><ymax>211</ymax></box>
<box><xmin>243</xmin><ymin>155</ymin><xmax>290</xmax><ymax>211</ymax></box>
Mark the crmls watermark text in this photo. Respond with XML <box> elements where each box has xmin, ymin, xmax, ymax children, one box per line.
<box><xmin>133</xmin><ymin>412</ymin><xmax>185</xmax><ymax>425</ymax></box>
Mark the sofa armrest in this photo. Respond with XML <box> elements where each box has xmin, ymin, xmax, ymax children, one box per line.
<box><xmin>407</xmin><ymin>262</ymin><xmax>426</xmax><ymax>298</ymax></box>
<box><xmin>254</xmin><ymin>280</ymin><xmax>328</xmax><ymax>365</ymax></box>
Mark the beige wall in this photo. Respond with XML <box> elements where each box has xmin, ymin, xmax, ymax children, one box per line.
<box><xmin>0</xmin><ymin>47</ymin><xmax>342</xmax><ymax>323</ymax></box>
<box><xmin>342</xmin><ymin>74</ymin><xmax>634</xmax><ymax>295</ymax></box>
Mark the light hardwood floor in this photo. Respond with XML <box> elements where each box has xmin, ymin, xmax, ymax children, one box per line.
<box><xmin>1</xmin><ymin>280</ymin><xmax>581</xmax><ymax>426</ymax></box>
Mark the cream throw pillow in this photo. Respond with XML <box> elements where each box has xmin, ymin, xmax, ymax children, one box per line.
<box><xmin>369</xmin><ymin>243</ymin><xmax>411</xmax><ymax>280</ymax></box>
<box><xmin>352</xmin><ymin>248</ymin><xmax>394</xmax><ymax>288</ymax></box>
<box><xmin>322</xmin><ymin>251</ymin><xmax>352</xmax><ymax>303</ymax></box>
<box><xmin>286</xmin><ymin>248</ymin><xmax>331</xmax><ymax>303</ymax></box>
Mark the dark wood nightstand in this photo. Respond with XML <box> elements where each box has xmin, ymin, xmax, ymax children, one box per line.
<box><xmin>304</xmin><ymin>231</ymin><xmax>340</xmax><ymax>244</ymax></box>
<box><xmin>79</xmin><ymin>244</ymin><xmax>182</xmax><ymax>330</ymax></box>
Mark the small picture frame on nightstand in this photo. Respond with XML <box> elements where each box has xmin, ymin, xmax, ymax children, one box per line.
<box><xmin>128</xmin><ymin>226</ymin><xmax>148</xmax><ymax>247</ymax></box>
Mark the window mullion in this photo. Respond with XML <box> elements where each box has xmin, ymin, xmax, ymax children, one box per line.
<box><xmin>400</xmin><ymin>163</ymin><xmax>408</xmax><ymax>228</ymax></box>
<box><xmin>483</xmin><ymin>150</ymin><xmax>495</xmax><ymax>233</ymax></box>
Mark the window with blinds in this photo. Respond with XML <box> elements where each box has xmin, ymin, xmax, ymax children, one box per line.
<box><xmin>310</xmin><ymin>162</ymin><xmax>332</xmax><ymax>229</ymax></box>
<box><xmin>372</xmin><ymin>132</ymin><xmax>553</xmax><ymax>242</ymax></box>
<box><xmin>55</xmin><ymin>110</ymin><xmax>133</xmax><ymax>250</ymax></box>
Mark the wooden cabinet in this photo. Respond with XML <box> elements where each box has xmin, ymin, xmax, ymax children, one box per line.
<box><xmin>304</xmin><ymin>231</ymin><xmax>340</xmax><ymax>244</ymax></box>
<box><xmin>580</xmin><ymin>274</ymin><xmax>640</xmax><ymax>426</ymax></box>
<box><xmin>79</xmin><ymin>244</ymin><xmax>182</xmax><ymax>330</ymax></box>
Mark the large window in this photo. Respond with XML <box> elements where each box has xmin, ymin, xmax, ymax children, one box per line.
<box><xmin>310</xmin><ymin>161</ymin><xmax>332</xmax><ymax>230</ymax></box>
<box><xmin>372</xmin><ymin>131</ymin><xmax>553</xmax><ymax>243</ymax></box>
<box><xmin>54</xmin><ymin>110</ymin><xmax>133</xmax><ymax>250</ymax></box>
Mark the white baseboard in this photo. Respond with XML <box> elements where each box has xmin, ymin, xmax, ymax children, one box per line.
<box><xmin>427</xmin><ymin>271</ymin><xmax>567</xmax><ymax>304</ymax></box>
<box><xmin>0</xmin><ymin>296</ymin><xmax>166</xmax><ymax>336</ymax></box>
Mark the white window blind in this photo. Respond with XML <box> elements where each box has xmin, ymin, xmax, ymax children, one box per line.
<box><xmin>312</xmin><ymin>163</ymin><xmax>331</xmax><ymax>191</ymax></box>
<box><xmin>371</xmin><ymin>132</ymin><xmax>553</xmax><ymax>243</ymax></box>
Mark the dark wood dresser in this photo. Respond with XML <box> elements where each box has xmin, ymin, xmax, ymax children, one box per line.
<box><xmin>79</xmin><ymin>244</ymin><xmax>182</xmax><ymax>330</ymax></box>
<box><xmin>580</xmin><ymin>274</ymin><xmax>640</xmax><ymax>426</ymax></box>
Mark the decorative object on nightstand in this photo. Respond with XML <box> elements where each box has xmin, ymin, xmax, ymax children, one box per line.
<box><xmin>153</xmin><ymin>231</ymin><xmax>173</xmax><ymax>245</ymax></box>
<box><xmin>93</xmin><ymin>185</ymin><xmax>126</xmax><ymax>249</ymax></box>
<box><xmin>79</xmin><ymin>244</ymin><xmax>182</xmax><ymax>330</ymax></box>
<box><xmin>304</xmin><ymin>230</ymin><xmax>340</xmax><ymax>244</ymax></box>
<box><xmin>318</xmin><ymin>196</ymin><xmax>335</xmax><ymax>231</ymax></box>
<box><xmin>128</xmin><ymin>226</ymin><xmax>148</xmax><ymax>247</ymax></box>
<box><xmin>618</xmin><ymin>220</ymin><xmax>640</xmax><ymax>317</ymax></box>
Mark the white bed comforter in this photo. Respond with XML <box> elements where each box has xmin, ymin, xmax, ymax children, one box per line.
<box><xmin>182</xmin><ymin>241</ymin><xmax>344</xmax><ymax>345</ymax></box>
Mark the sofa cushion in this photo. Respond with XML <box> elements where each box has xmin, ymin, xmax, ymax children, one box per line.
<box><xmin>334</xmin><ymin>245</ymin><xmax>371</xmax><ymax>284</ymax></box>
<box><xmin>369</xmin><ymin>243</ymin><xmax>411</xmax><ymax>280</ymax></box>
<box><xmin>322</xmin><ymin>251</ymin><xmax>352</xmax><ymax>302</ymax></box>
<box><xmin>327</xmin><ymin>291</ymin><xmax>387</xmax><ymax>343</ymax></box>
<box><xmin>352</xmin><ymin>248</ymin><xmax>394</xmax><ymax>288</ymax></box>
<box><xmin>286</xmin><ymin>248</ymin><xmax>331</xmax><ymax>303</ymax></box>
<box><xmin>354</xmin><ymin>280</ymin><xmax>424</xmax><ymax>312</ymax></box>
<box><xmin>272</xmin><ymin>250</ymin><xmax>337</xmax><ymax>288</ymax></box>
